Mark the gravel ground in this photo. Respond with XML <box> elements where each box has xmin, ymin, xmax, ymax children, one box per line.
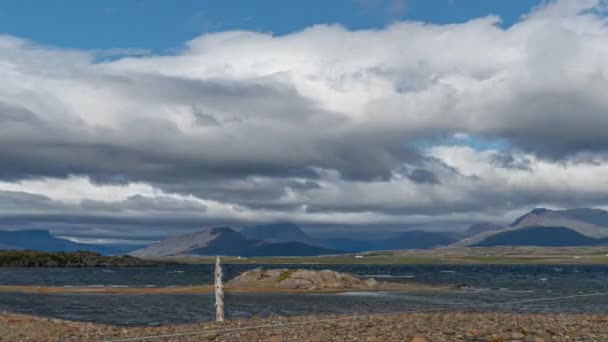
<box><xmin>1</xmin><ymin>311</ymin><xmax>607</xmax><ymax>341</ymax></box>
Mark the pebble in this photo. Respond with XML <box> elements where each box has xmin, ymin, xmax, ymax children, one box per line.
<box><xmin>512</xmin><ymin>332</ymin><xmax>526</xmax><ymax>339</ymax></box>
<box><xmin>411</xmin><ymin>337</ymin><xmax>430</xmax><ymax>342</ymax></box>
<box><xmin>1</xmin><ymin>312</ymin><xmax>607</xmax><ymax>342</ymax></box>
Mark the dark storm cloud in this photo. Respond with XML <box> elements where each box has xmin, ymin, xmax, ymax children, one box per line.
<box><xmin>0</xmin><ymin>102</ymin><xmax>41</xmax><ymax>125</ymax></box>
<box><xmin>0</xmin><ymin>192</ymin><xmax>214</xmax><ymax>241</ymax></box>
<box><xmin>405</xmin><ymin>168</ymin><xmax>440</xmax><ymax>184</ymax></box>
<box><xmin>0</xmin><ymin>190</ymin><xmax>63</xmax><ymax>211</ymax></box>
<box><xmin>80</xmin><ymin>195</ymin><xmax>207</xmax><ymax>213</ymax></box>
<box><xmin>481</xmin><ymin>87</ymin><xmax>608</xmax><ymax>159</ymax></box>
<box><xmin>489</xmin><ymin>152</ymin><xmax>532</xmax><ymax>171</ymax></box>
<box><xmin>0</xmin><ymin>71</ymin><xmax>415</xmax><ymax>190</ymax></box>
<box><xmin>155</xmin><ymin>178</ymin><xmax>321</xmax><ymax>212</ymax></box>
<box><xmin>0</xmin><ymin>190</ymin><xmax>208</xmax><ymax>215</ymax></box>
<box><xmin>0</xmin><ymin>214</ymin><xmax>217</xmax><ymax>241</ymax></box>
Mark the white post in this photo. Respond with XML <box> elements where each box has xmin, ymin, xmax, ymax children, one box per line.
<box><xmin>215</xmin><ymin>256</ymin><xmax>225</xmax><ymax>322</ymax></box>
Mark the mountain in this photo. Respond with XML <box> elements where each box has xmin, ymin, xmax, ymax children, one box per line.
<box><xmin>243</xmin><ymin>241</ymin><xmax>344</xmax><ymax>257</ymax></box>
<box><xmin>473</xmin><ymin>226</ymin><xmax>608</xmax><ymax>247</ymax></box>
<box><xmin>558</xmin><ymin>208</ymin><xmax>608</xmax><ymax>226</ymax></box>
<box><xmin>241</xmin><ymin>222</ymin><xmax>377</xmax><ymax>252</ymax></box>
<box><xmin>240</xmin><ymin>222</ymin><xmax>320</xmax><ymax>246</ymax></box>
<box><xmin>510</xmin><ymin>208</ymin><xmax>608</xmax><ymax>238</ymax></box>
<box><xmin>0</xmin><ymin>229</ymin><xmax>133</xmax><ymax>255</ymax></box>
<box><xmin>130</xmin><ymin>227</ymin><xmax>343</xmax><ymax>257</ymax></box>
<box><xmin>455</xmin><ymin>208</ymin><xmax>608</xmax><ymax>247</ymax></box>
<box><xmin>241</xmin><ymin>222</ymin><xmax>465</xmax><ymax>251</ymax></box>
<box><xmin>463</xmin><ymin>222</ymin><xmax>502</xmax><ymax>237</ymax></box>
<box><xmin>376</xmin><ymin>230</ymin><xmax>461</xmax><ymax>250</ymax></box>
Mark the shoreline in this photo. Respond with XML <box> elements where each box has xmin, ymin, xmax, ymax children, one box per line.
<box><xmin>1</xmin><ymin>311</ymin><xmax>607</xmax><ymax>341</ymax></box>
<box><xmin>149</xmin><ymin>246</ymin><xmax>608</xmax><ymax>265</ymax></box>
<box><xmin>0</xmin><ymin>282</ymin><xmax>451</xmax><ymax>295</ymax></box>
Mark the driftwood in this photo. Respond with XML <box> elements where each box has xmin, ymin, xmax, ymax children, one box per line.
<box><xmin>214</xmin><ymin>256</ymin><xmax>224</xmax><ymax>322</ymax></box>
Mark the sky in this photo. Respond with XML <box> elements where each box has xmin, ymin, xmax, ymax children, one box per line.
<box><xmin>1</xmin><ymin>0</ymin><xmax>608</xmax><ymax>244</ymax></box>
<box><xmin>0</xmin><ymin>0</ymin><xmax>540</xmax><ymax>52</ymax></box>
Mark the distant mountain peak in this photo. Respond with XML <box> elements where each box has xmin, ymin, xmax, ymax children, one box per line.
<box><xmin>207</xmin><ymin>227</ymin><xmax>240</xmax><ymax>235</ymax></box>
<box><xmin>456</xmin><ymin>207</ymin><xmax>608</xmax><ymax>248</ymax></box>
<box><xmin>0</xmin><ymin>229</ymin><xmax>130</xmax><ymax>255</ymax></box>
<box><xmin>530</xmin><ymin>208</ymin><xmax>551</xmax><ymax>215</ymax></box>
<box><xmin>243</xmin><ymin>222</ymin><xmax>305</xmax><ymax>234</ymax></box>
<box><xmin>240</xmin><ymin>222</ymin><xmax>317</xmax><ymax>245</ymax></box>
<box><xmin>473</xmin><ymin>226</ymin><xmax>607</xmax><ymax>247</ymax></box>
<box><xmin>510</xmin><ymin>207</ymin><xmax>608</xmax><ymax>231</ymax></box>
<box><xmin>130</xmin><ymin>225</ymin><xmax>342</xmax><ymax>257</ymax></box>
<box><xmin>464</xmin><ymin>222</ymin><xmax>502</xmax><ymax>236</ymax></box>
<box><xmin>511</xmin><ymin>208</ymin><xmax>551</xmax><ymax>226</ymax></box>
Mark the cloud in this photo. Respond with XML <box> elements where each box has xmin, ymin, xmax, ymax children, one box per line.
<box><xmin>1</xmin><ymin>0</ymin><xmax>608</xmax><ymax>240</ymax></box>
<box><xmin>489</xmin><ymin>152</ymin><xmax>532</xmax><ymax>171</ymax></box>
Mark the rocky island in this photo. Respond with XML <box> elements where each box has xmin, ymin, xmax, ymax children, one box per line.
<box><xmin>227</xmin><ymin>268</ymin><xmax>381</xmax><ymax>290</ymax></box>
<box><xmin>225</xmin><ymin>268</ymin><xmax>444</xmax><ymax>292</ymax></box>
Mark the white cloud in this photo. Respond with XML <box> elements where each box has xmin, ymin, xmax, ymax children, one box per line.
<box><xmin>0</xmin><ymin>177</ymin><xmax>158</xmax><ymax>204</ymax></box>
<box><xmin>0</xmin><ymin>0</ymin><xmax>608</xmax><ymax>238</ymax></box>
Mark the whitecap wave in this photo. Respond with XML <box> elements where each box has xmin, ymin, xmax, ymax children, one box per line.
<box><xmin>359</xmin><ymin>274</ymin><xmax>415</xmax><ymax>278</ymax></box>
<box><xmin>337</xmin><ymin>291</ymin><xmax>391</xmax><ymax>297</ymax></box>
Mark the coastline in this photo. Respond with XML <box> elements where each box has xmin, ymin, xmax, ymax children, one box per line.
<box><xmin>149</xmin><ymin>246</ymin><xmax>608</xmax><ymax>265</ymax></box>
<box><xmin>1</xmin><ymin>311</ymin><xmax>607</xmax><ymax>341</ymax></box>
<box><xmin>0</xmin><ymin>282</ymin><xmax>451</xmax><ymax>295</ymax></box>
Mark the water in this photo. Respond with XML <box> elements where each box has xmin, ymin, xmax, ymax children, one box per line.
<box><xmin>0</xmin><ymin>264</ymin><xmax>607</xmax><ymax>326</ymax></box>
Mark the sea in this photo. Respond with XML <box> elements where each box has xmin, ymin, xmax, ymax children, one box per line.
<box><xmin>0</xmin><ymin>264</ymin><xmax>607</xmax><ymax>326</ymax></box>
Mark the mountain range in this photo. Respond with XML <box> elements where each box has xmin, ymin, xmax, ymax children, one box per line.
<box><xmin>240</xmin><ymin>223</ymin><xmax>467</xmax><ymax>252</ymax></box>
<box><xmin>129</xmin><ymin>222</ymin><xmax>498</xmax><ymax>257</ymax></box>
<box><xmin>0</xmin><ymin>229</ymin><xmax>143</xmax><ymax>255</ymax></box>
<box><xmin>130</xmin><ymin>227</ymin><xmax>342</xmax><ymax>257</ymax></box>
<box><xmin>234</xmin><ymin>208</ymin><xmax>608</xmax><ymax>252</ymax></box>
<box><xmin>454</xmin><ymin>208</ymin><xmax>608</xmax><ymax>248</ymax></box>
<box><xmin>3</xmin><ymin>208</ymin><xmax>608</xmax><ymax>257</ymax></box>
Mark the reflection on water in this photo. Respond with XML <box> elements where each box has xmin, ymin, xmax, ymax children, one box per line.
<box><xmin>0</xmin><ymin>264</ymin><xmax>607</xmax><ymax>326</ymax></box>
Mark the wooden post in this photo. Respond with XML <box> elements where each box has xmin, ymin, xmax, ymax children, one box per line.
<box><xmin>215</xmin><ymin>256</ymin><xmax>225</xmax><ymax>322</ymax></box>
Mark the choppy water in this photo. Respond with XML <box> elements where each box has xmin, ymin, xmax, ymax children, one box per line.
<box><xmin>0</xmin><ymin>264</ymin><xmax>607</xmax><ymax>326</ymax></box>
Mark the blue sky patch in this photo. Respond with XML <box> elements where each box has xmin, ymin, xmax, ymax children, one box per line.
<box><xmin>0</xmin><ymin>0</ymin><xmax>542</xmax><ymax>53</ymax></box>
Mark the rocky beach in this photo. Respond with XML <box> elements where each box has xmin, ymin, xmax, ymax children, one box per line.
<box><xmin>1</xmin><ymin>311</ymin><xmax>607</xmax><ymax>341</ymax></box>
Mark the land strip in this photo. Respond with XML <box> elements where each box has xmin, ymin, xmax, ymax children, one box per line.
<box><xmin>151</xmin><ymin>246</ymin><xmax>608</xmax><ymax>265</ymax></box>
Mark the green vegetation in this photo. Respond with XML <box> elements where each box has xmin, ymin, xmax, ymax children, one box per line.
<box><xmin>0</xmin><ymin>250</ymin><xmax>162</xmax><ymax>267</ymax></box>
<box><xmin>278</xmin><ymin>269</ymin><xmax>295</xmax><ymax>281</ymax></box>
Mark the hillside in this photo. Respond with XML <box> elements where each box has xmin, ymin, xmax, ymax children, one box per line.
<box><xmin>240</xmin><ymin>222</ymin><xmax>321</xmax><ymax>246</ymax></box>
<box><xmin>377</xmin><ymin>230</ymin><xmax>460</xmax><ymax>250</ymax></box>
<box><xmin>473</xmin><ymin>226</ymin><xmax>608</xmax><ymax>247</ymax></box>
<box><xmin>463</xmin><ymin>222</ymin><xmax>502</xmax><ymax>237</ymax></box>
<box><xmin>130</xmin><ymin>227</ymin><xmax>343</xmax><ymax>257</ymax></box>
<box><xmin>509</xmin><ymin>208</ymin><xmax>608</xmax><ymax>238</ymax></box>
<box><xmin>322</xmin><ymin>238</ymin><xmax>376</xmax><ymax>252</ymax></box>
<box><xmin>241</xmin><ymin>241</ymin><xmax>344</xmax><ymax>257</ymax></box>
<box><xmin>456</xmin><ymin>208</ymin><xmax>608</xmax><ymax>247</ymax></box>
<box><xmin>0</xmin><ymin>230</ymin><xmax>138</xmax><ymax>255</ymax></box>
